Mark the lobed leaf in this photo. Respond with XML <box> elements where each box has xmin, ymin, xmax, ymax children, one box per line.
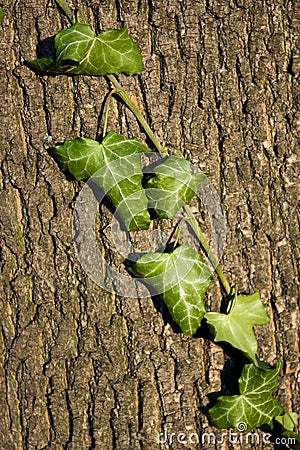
<box><xmin>29</xmin><ymin>22</ymin><xmax>143</xmax><ymax>76</ymax></box>
<box><xmin>205</xmin><ymin>291</ymin><xmax>270</xmax><ymax>365</ymax></box>
<box><xmin>128</xmin><ymin>243</ymin><xmax>212</xmax><ymax>334</ymax></box>
<box><xmin>55</xmin><ymin>131</ymin><xmax>151</xmax><ymax>231</ymax></box>
<box><xmin>275</xmin><ymin>412</ymin><xmax>300</xmax><ymax>449</ymax></box>
<box><xmin>275</xmin><ymin>412</ymin><xmax>299</xmax><ymax>432</ymax></box>
<box><xmin>144</xmin><ymin>155</ymin><xmax>206</xmax><ymax>219</ymax></box>
<box><xmin>209</xmin><ymin>361</ymin><xmax>284</xmax><ymax>431</ymax></box>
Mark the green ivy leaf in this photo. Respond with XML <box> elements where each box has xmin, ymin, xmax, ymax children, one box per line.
<box><xmin>128</xmin><ymin>243</ymin><xmax>212</xmax><ymax>334</ymax></box>
<box><xmin>275</xmin><ymin>412</ymin><xmax>299</xmax><ymax>432</ymax></box>
<box><xmin>205</xmin><ymin>292</ymin><xmax>270</xmax><ymax>365</ymax></box>
<box><xmin>275</xmin><ymin>412</ymin><xmax>300</xmax><ymax>448</ymax></box>
<box><xmin>29</xmin><ymin>23</ymin><xmax>143</xmax><ymax>76</ymax></box>
<box><xmin>144</xmin><ymin>155</ymin><xmax>206</xmax><ymax>219</ymax></box>
<box><xmin>55</xmin><ymin>131</ymin><xmax>151</xmax><ymax>231</ymax></box>
<box><xmin>209</xmin><ymin>361</ymin><xmax>284</xmax><ymax>431</ymax></box>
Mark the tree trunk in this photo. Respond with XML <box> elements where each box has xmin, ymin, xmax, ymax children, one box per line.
<box><xmin>0</xmin><ymin>0</ymin><xmax>299</xmax><ymax>449</ymax></box>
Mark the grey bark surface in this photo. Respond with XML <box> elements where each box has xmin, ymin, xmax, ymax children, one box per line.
<box><xmin>0</xmin><ymin>0</ymin><xmax>299</xmax><ymax>449</ymax></box>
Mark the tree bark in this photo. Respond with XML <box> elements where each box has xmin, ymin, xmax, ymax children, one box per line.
<box><xmin>0</xmin><ymin>0</ymin><xmax>299</xmax><ymax>449</ymax></box>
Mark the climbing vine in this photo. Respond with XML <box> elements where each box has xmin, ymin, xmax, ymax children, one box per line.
<box><xmin>28</xmin><ymin>1</ymin><xmax>299</xmax><ymax>446</ymax></box>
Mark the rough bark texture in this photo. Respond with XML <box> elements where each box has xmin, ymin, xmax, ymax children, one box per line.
<box><xmin>0</xmin><ymin>0</ymin><xmax>299</xmax><ymax>449</ymax></box>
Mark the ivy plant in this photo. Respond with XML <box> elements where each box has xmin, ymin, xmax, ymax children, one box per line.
<box><xmin>209</xmin><ymin>361</ymin><xmax>284</xmax><ymax>430</ymax></box>
<box><xmin>55</xmin><ymin>131</ymin><xmax>151</xmax><ymax>231</ymax></box>
<box><xmin>144</xmin><ymin>155</ymin><xmax>207</xmax><ymax>219</ymax></box>
<box><xmin>205</xmin><ymin>291</ymin><xmax>270</xmax><ymax>366</ymax></box>
<box><xmin>128</xmin><ymin>243</ymin><xmax>212</xmax><ymax>335</ymax></box>
<box><xmin>29</xmin><ymin>22</ymin><xmax>143</xmax><ymax>76</ymax></box>
<box><xmin>28</xmin><ymin>1</ymin><xmax>299</xmax><ymax>446</ymax></box>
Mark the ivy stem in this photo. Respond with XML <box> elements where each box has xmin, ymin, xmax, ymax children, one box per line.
<box><xmin>103</xmin><ymin>89</ymin><xmax>115</xmax><ymax>138</ymax></box>
<box><xmin>183</xmin><ymin>205</ymin><xmax>231</xmax><ymax>296</ymax></box>
<box><xmin>54</xmin><ymin>0</ymin><xmax>74</xmax><ymax>23</ymax></box>
<box><xmin>53</xmin><ymin>3</ymin><xmax>164</xmax><ymax>154</ymax></box>
<box><xmin>107</xmin><ymin>75</ymin><xmax>231</xmax><ymax>295</ymax></box>
<box><xmin>55</xmin><ymin>0</ymin><xmax>231</xmax><ymax>296</ymax></box>
<box><xmin>107</xmin><ymin>74</ymin><xmax>165</xmax><ymax>154</ymax></box>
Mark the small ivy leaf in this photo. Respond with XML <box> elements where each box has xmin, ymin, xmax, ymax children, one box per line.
<box><xmin>275</xmin><ymin>412</ymin><xmax>299</xmax><ymax>432</ymax></box>
<box><xmin>209</xmin><ymin>361</ymin><xmax>284</xmax><ymax>431</ymax></box>
<box><xmin>29</xmin><ymin>23</ymin><xmax>143</xmax><ymax>76</ymax></box>
<box><xmin>144</xmin><ymin>155</ymin><xmax>206</xmax><ymax>219</ymax></box>
<box><xmin>128</xmin><ymin>243</ymin><xmax>212</xmax><ymax>334</ymax></box>
<box><xmin>29</xmin><ymin>57</ymin><xmax>80</xmax><ymax>73</ymax></box>
<box><xmin>55</xmin><ymin>131</ymin><xmax>151</xmax><ymax>231</ymax></box>
<box><xmin>205</xmin><ymin>292</ymin><xmax>270</xmax><ymax>365</ymax></box>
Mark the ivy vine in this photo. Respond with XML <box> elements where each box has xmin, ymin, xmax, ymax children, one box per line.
<box><xmin>27</xmin><ymin>1</ymin><xmax>299</xmax><ymax>446</ymax></box>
